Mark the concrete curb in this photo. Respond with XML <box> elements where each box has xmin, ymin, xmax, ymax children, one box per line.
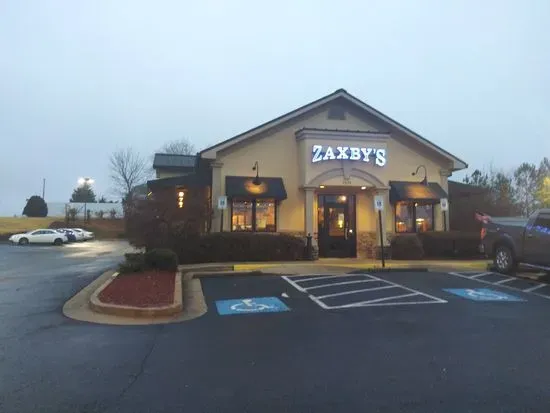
<box><xmin>89</xmin><ymin>272</ymin><xmax>183</xmax><ymax>318</ymax></box>
<box><xmin>64</xmin><ymin>270</ymin><xmax>207</xmax><ymax>325</ymax></box>
<box><xmin>348</xmin><ymin>267</ymin><xmax>430</xmax><ymax>274</ymax></box>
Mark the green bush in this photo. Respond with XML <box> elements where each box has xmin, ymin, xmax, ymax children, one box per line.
<box><xmin>390</xmin><ymin>234</ymin><xmax>424</xmax><ymax>260</ymax></box>
<box><xmin>417</xmin><ymin>231</ymin><xmax>480</xmax><ymax>258</ymax></box>
<box><xmin>144</xmin><ymin>248</ymin><xmax>179</xmax><ymax>271</ymax></box>
<box><xmin>174</xmin><ymin>232</ymin><xmax>306</xmax><ymax>264</ymax></box>
<box><xmin>118</xmin><ymin>260</ymin><xmax>146</xmax><ymax>274</ymax></box>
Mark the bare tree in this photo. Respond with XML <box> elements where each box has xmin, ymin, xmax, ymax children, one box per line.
<box><xmin>159</xmin><ymin>138</ymin><xmax>196</xmax><ymax>155</ymax></box>
<box><xmin>109</xmin><ymin>148</ymin><xmax>150</xmax><ymax>201</ymax></box>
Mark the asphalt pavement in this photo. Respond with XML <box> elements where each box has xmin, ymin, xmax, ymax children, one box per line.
<box><xmin>2</xmin><ymin>249</ymin><xmax>550</xmax><ymax>412</ymax></box>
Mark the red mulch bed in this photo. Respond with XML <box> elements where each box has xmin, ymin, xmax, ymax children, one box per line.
<box><xmin>98</xmin><ymin>270</ymin><xmax>176</xmax><ymax>308</ymax></box>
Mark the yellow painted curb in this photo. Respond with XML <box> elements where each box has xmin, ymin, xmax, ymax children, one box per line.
<box><xmin>89</xmin><ymin>272</ymin><xmax>183</xmax><ymax>318</ymax></box>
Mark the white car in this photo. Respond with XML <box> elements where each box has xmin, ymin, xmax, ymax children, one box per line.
<box><xmin>71</xmin><ymin>228</ymin><xmax>94</xmax><ymax>241</ymax></box>
<box><xmin>59</xmin><ymin>228</ymin><xmax>85</xmax><ymax>241</ymax></box>
<box><xmin>9</xmin><ymin>229</ymin><xmax>68</xmax><ymax>246</ymax></box>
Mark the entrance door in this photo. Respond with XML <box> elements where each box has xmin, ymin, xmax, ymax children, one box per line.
<box><xmin>318</xmin><ymin>195</ymin><xmax>356</xmax><ymax>258</ymax></box>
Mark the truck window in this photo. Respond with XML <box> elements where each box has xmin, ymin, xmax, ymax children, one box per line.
<box><xmin>533</xmin><ymin>214</ymin><xmax>550</xmax><ymax>234</ymax></box>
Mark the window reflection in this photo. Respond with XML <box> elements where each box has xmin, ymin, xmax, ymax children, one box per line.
<box><xmin>255</xmin><ymin>199</ymin><xmax>276</xmax><ymax>232</ymax></box>
<box><xmin>415</xmin><ymin>203</ymin><xmax>434</xmax><ymax>232</ymax></box>
<box><xmin>231</xmin><ymin>199</ymin><xmax>253</xmax><ymax>231</ymax></box>
<box><xmin>231</xmin><ymin>198</ymin><xmax>276</xmax><ymax>232</ymax></box>
<box><xmin>395</xmin><ymin>202</ymin><xmax>414</xmax><ymax>233</ymax></box>
<box><xmin>395</xmin><ymin>202</ymin><xmax>434</xmax><ymax>233</ymax></box>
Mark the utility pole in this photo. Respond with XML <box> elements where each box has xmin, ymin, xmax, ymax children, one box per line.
<box><xmin>42</xmin><ymin>178</ymin><xmax>46</xmax><ymax>199</ymax></box>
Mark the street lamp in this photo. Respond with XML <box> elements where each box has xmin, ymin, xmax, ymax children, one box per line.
<box><xmin>412</xmin><ymin>165</ymin><xmax>428</xmax><ymax>186</ymax></box>
<box><xmin>78</xmin><ymin>177</ymin><xmax>94</xmax><ymax>222</ymax></box>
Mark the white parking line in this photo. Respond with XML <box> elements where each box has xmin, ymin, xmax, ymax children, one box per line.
<box><xmin>524</xmin><ymin>284</ymin><xmax>547</xmax><ymax>293</ymax></box>
<box><xmin>304</xmin><ymin>279</ymin><xmax>379</xmax><ymax>291</ymax></box>
<box><xmin>469</xmin><ymin>272</ymin><xmax>493</xmax><ymax>279</ymax></box>
<box><xmin>447</xmin><ymin>272</ymin><xmax>550</xmax><ymax>300</ymax></box>
<box><xmin>494</xmin><ymin>277</ymin><xmax>515</xmax><ymax>284</ymax></box>
<box><xmin>282</xmin><ymin>273</ymin><xmax>447</xmax><ymax>309</ymax></box>
<box><xmin>340</xmin><ymin>293</ymin><xmax>419</xmax><ymax>308</ymax></box>
<box><xmin>316</xmin><ymin>285</ymin><xmax>396</xmax><ymax>299</ymax></box>
<box><xmin>293</xmin><ymin>274</ymin><xmax>362</xmax><ymax>283</ymax></box>
<box><xmin>365</xmin><ymin>273</ymin><xmax>447</xmax><ymax>304</ymax></box>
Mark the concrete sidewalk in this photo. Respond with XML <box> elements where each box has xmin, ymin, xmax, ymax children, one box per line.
<box><xmin>179</xmin><ymin>258</ymin><xmax>491</xmax><ymax>275</ymax></box>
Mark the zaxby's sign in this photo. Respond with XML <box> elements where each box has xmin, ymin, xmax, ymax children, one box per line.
<box><xmin>312</xmin><ymin>145</ymin><xmax>387</xmax><ymax>167</ymax></box>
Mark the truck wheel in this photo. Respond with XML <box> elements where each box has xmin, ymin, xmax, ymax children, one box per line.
<box><xmin>494</xmin><ymin>245</ymin><xmax>516</xmax><ymax>274</ymax></box>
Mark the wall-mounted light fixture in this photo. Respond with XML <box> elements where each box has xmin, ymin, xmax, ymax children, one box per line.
<box><xmin>252</xmin><ymin>161</ymin><xmax>261</xmax><ymax>186</ymax></box>
<box><xmin>319</xmin><ymin>185</ymin><xmax>325</xmax><ymax>189</ymax></box>
<box><xmin>412</xmin><ymin>165</ymin><xmax>428</xmax><ymax>186</ymax></box>
<box><xmin>360</xmin><ymin>186</ymin><xmax>367</xmax><ymax>190</ymax></box>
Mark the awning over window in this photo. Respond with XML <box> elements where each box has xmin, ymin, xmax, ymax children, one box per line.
<box><xmin>225</xmin><ymin>176</ymin><xmax>287</xmax><ymax>200</ymax></box>
<box><xmin>389</xmin><ymin>181</ymin><xmax>448</xmax><ymax>203</ymax></box>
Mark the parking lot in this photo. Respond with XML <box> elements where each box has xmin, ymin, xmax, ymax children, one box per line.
<box><xmin>2</xmin><ymin>253</ymin><xmax>550</xmax><ymax>412</ymax></box>
<box><xmin>195</xmin><ymin>269</ymin><xmax>550</xmax><ymax>411</ymax></box>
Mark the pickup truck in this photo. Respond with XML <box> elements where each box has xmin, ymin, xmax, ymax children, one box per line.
<box><xmin>481</xmin><ymin>209</ymin><xmax>550</xmax><ymax>274</ymax></box>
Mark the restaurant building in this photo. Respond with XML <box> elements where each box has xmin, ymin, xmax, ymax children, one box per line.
<box><xmin>149</xmin><ymin>89</ymin><xmax>467</xmax><ymax>258</ymax></box>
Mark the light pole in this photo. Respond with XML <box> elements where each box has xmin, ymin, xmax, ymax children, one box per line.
<box><xmin>78</xmin><ymin>177</ymin><xmax>94</xmax><ymax>223</ymax></box>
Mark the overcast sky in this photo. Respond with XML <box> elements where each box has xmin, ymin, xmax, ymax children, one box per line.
<box><xmin>1</xmin><ymin>0</ymin><xmax>549</xmax><ymax>216</ymax></box>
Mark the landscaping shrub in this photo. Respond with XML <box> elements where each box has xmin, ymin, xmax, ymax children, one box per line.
<box><xmin>118</xmin><ymin>249</ymin><xmax>178</xmax><ymax>273</ymax></box>
<box><xmin>174</xmin><ymin>232</ymin><xmax>306</xmax><ymax>264</ymax></box>
<box><xmin>417</xmin><ymin>231</ymin><xmax>481</xmax><ymax>259</ymax></box>
<box><xmin>118</xmin><ymin>260</ymin><xmax>146</xmax><ymax>274</ymax></box>
<box><xmin>144</xmin><ymin>248</ymin><xmax>179</xmax><ymax>272</ymax></box>
<box><xmin>390</xmin><ymin>234</ymin><xmax>424</xmax><ymax>260</ymax></box>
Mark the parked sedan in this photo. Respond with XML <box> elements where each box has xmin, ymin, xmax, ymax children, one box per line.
<box><xmin>59</xmin><ymin>228</ymin><xmax>85</xmax><ymax>241</ymax></box>
<box><xmin>71</xmin><ymin>228</ymin><xmax>94</xmax><ymax>241</ymax></box>
<box><xmin>9</xmin><ymin>229</ymin><xmax>68</xmax><ymax>246</ymax></box>
<box><xmin>56</xmin><ymin>229</ymin><xmax>77</xmax><ymax>242</ymax></box>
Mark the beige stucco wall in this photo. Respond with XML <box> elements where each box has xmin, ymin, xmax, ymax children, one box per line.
<box><xmin>209</xmin><ymin>106</ymin><xmax>453</xmax><ymax>235</ymax></box>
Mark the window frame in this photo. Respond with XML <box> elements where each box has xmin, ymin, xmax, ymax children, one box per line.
<box><xmin>394</xmin><ymin>201</ymin><xmax>436</xmax><ymax>233</ymax></box>
<box><xmin>230</xmin><ymin>198</ymin><xmax>277</xmax><ymax>232</ymax></box>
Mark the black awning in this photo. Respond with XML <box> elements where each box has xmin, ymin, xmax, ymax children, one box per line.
<box><xmin>390</xmin><ymin>181</ymin><xmax>448</xmax><ymax>203</ymax></box>
<box><xmin>147</xmin><ymin>172</ymin><xmax>211</xmax><ymax>190</ymax></box>
<box><xmin>225</xmin><ymin>176</ymin><xmax>287</xmax><ymax>200</ymax></box>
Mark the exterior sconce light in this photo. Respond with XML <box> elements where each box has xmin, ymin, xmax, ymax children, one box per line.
<box><xmin>412</xmin><ymin>165</ymin><xmax>428</xmax><ymax>186</ymax></box>
<box><xmin>252</xmin><ymin>161</ymin><xmax>261</xmax><ymax>186</ymax></box>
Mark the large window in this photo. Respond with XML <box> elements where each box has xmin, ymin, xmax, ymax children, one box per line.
<box><xmin>395</xmin><ymin>202</ymin><xmax>434</xmax><ymax>233</ymax></box>
<box><xmin>231</xmin><ymin>198</ymin><xmax>276</xmax><ymax>232</ymax></box>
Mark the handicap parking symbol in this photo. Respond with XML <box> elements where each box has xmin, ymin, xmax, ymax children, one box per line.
<box><xmin>443</xmin><ymin>288</ymin><xmax>525</xmax><ymax>302</ymax></box>
<box><xmin>215</xmin><ymin>297</ymin><xmax>290</xmax><ymax>315</ymax></box>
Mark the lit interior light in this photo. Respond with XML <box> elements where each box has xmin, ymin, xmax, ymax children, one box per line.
<box><xmin>319</xmin><ymin>185</ymin><xmax>325</xmax><ymax>189</ymax></box>
<box><xmin>360</xmin><ymin>186</ymin><xmax>367</xmax><ymax>190</ymax></box>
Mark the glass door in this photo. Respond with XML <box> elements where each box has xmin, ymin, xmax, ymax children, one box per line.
<box><xmin>318</xmin><ymin>195</ymin><xmax>356</xmax><ymax>258</ymax></box>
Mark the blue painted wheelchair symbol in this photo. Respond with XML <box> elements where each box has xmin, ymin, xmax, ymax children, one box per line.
<box><xmin>443</xmin><ymin>288</ymin><xmax>525</xmax><ymax>302</ymax></box>
<box><xmin>215</xmin><ymin>297</ymin><xmax>290</xmax><ymax>315</ymax></box>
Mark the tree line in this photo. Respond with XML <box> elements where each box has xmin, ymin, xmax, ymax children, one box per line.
<box><xmin>21</xmin><ymin>139</ymin><xmax>195</xmax><ymax>217</ymax></box>
<box><xmin>463</xmin><ymin>157</ymin><xmax>550</xmax><ymax>216</ymax></box>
